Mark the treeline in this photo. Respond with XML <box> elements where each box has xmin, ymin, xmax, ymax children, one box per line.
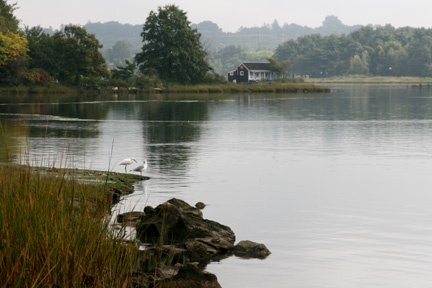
<box><xmin>0</xmin><ymin>0</ymin><xmax>109</xmax><ymax>88</ymax></box>
<box><xmin>77</xmin><ymin>16</ymin><xmax>360</xmax><ymax>76</ymax></box>
<box><xmin>0</xmin><ymin>2</ymin><xmax>225</xmax><ymax>89</ymax></box>
<box><xmin>79</xmin><ymin>16</ymin><xmax>358</xmax><ymax>56</ymax></box>
<box><xmin>194</xmin><ymin>15</ymin><xmax>360</xmax><ymax>52</ymax></box>
<box><xmin>273</xmin><ymin>25</ymin><xmax>432</xmax><ymax>77</ymax></box>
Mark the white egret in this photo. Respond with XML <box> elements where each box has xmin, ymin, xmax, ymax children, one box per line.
<box><xmin>131</xmin><ymin>159</ymin><xmax>148</xmax><ymax>175</ymax></box>
<box><xmin>119</xmin><ymin>157</ymin><xmax>137</xmax><ymax>173</ymax></box>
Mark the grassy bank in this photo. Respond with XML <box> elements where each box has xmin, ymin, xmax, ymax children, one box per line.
<box><xmin>1</xmin><ymin>82</ymin><xmax>330</xmax><ymax>95</ymax></box>
<box><xmin>158</xmin><ymin>82</ymin><xmax>330</xmax><ymax>94</ymax></box>
<box><xmin>304</xmin><ymin>75</ymin><xmax>432</xmax><ymax>84</ymax></box>
<box><xmin>0</xmin><ymin>163</ymin><xmax>145</xmax><ymax>287</ymax></box>
<box><xmin>0</xmin><ymin>85</ymin><xmax>78</xmax><ymax>95</ymax></box>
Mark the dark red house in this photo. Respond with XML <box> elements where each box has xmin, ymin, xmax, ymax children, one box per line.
<box><xmin>227</xmin><ymin>62</ymin><xmax>277</xmax><ymax>83</ymax></box>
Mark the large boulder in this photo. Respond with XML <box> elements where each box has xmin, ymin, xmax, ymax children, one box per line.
<box><xmin>133</xmin><ymin>198</ymin><xmax>271</xmax><ymax>287</ymax></box>
<box><xmin>136</xmin><ymin>198</ymin><xmax>235</xmax><ymax>260</ymax></box>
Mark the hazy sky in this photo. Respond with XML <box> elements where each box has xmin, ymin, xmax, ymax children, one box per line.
<box><xmin>14</xmin><ymin>0</ymin><xmax>432</xmax><ymax>32</ymax></box>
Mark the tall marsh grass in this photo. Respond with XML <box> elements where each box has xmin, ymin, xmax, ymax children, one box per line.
<box><xmin>0</xmin><ymin>163</ymin><xmax>138</xmax><ymax>287</ymax></box>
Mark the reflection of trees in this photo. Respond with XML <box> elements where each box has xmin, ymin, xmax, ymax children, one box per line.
<box><xmin>0</xmin><ymin>120</ymin><xmax>27</xmax><ymax>162</ymax></box>
<box><xmin>0</xmin><ymin>94</ymin><xmax>120</xmax><ymax>141</ymax></box>
<box><xmin>0</xmin><ymin>94</ymin><xmax>113</xmax><ymax>121</ymax></box>
<box><xmin>27</xmin><ymin>120</ymin><xmax>100</xmax><ymax>139</ymax></box>
<box><xmin>141</xmin><ymin>99</ymin><xmax>209</xmax><ymax>172</ymax></box>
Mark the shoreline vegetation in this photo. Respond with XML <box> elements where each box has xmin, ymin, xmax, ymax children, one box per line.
<box><xmin>0</xmin><ymin>82</ymin><xmax>331</xmax><ymax>95</ymax></box>
<box><xmin>4</xmin><ymin>76</ymin><xmax>432</xmax><ymax>96</ymax></box>
<box><xmin>0</xmin><ymin>163</ymin><xmax>148</xmax><ymax>287</ymax></box>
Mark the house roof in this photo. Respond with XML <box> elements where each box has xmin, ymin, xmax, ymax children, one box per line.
<box><xmin>241</xmin><ymin>62</ymin><xmax>272</xmax><ymax>71</ymax></box>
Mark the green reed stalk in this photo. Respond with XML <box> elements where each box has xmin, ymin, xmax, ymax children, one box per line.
<box><xmin>0</xmin><ymin>163</ymin><xmax>138</xmax><ymax>287</ymax></box>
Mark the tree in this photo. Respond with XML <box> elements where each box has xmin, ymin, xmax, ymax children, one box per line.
<box><xmin>25</xmin><ymin>26</ymin><xmax>56</xmax><ymax>71</ymax></box>
<box><xmin>135</xmin><ymin>5</ymin><xmax>211</xmax><ymax>84</ymax></box>
<box><xmin>0</xmin><ymin>32</ymin><xmax>28</xmax><ymax>66</ymax></box>
<box><xmin>52</xmin><ymin>25</ymin><xmax>109</xmax><ymax>85</ymax></box>
<box><xmin>348</xmin><ymin>53</ymin><xmax>369</xmax><ymax>75</ymax></box>
<box><xmin>105</xmin><ymin>40</ymin><xmax>133</xmax><ymax>66</ymax></box>
<box><xmin>0</xmin><ymin>1</ymin><xmax>29</xmax><ymax>85</ymax></box>
<box><xmin>111</xmin><ymin>60</ymin><xmax>136</xmax><ymax>81</ymax></box>
<box><xmin>0</xmin><ymin>31</ymin><xmax>29</xmax><ymax>85</ymax></box>
<box><xmin>267</xmin><ymin>57</ymin><xmax>290</xmax><ymax>78</ymax></box>
<box><xmin>0</xmin><ymin>0</ymin><xmax>19</xmax><ymax>33</ymax></box>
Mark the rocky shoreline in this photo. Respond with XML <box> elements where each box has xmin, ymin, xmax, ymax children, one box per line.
<box><xmin>32</xmin><ymin>165</ymin><xmax>271</xmax><ymax>287</ymax></box>
<box><xmin>111</xmin><ymin>175</ymin><xmax>271</xmax><ymax>287</ymax></box>
<box><xmin>126</xmin><ymin>198</ymin><xmax>271</xmax><ymax>287</ymax></box>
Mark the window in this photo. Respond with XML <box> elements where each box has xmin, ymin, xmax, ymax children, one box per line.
<box><xmin>240</xmin><ymin>71</ymin><xmax>244</xmax><ymax>76</ymax></box>
<box><xmin>230</xmin><ymin>72</ymin><xmax>234</xmax><ymax>76</ymax></box>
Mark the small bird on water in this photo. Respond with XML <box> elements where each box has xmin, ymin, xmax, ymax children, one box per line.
<box><xmin>131</xmin><ymin>159</ymin><xmax>148</xmax><ymax>175</ymax></box>
<box><xmin>119</xmin><ymin>157</ymin><xmax>137</xmax><ymax>173</ymax></box>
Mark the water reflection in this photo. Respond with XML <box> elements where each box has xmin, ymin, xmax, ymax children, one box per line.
<box><xmin>0</xmin><ymin>120</ymin><xmax>27</xmax><ymax>162</ymax></box>
<box><xmin>3</xmin><ymin>87</ymin><xmax>432</xmax><ymax>287</ymax></box>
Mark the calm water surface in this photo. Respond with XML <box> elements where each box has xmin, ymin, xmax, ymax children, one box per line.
<box><xmin>2</xmin><ymin>85</ymin><xmax>432</xmax><ymax>287</ymax></box>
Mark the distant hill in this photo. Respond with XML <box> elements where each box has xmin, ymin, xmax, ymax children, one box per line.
<box><xmin>78</xmin><ymin>15</ymin><xmax>360</xmax><ymax>53</ymax></box>
<box><xmin>193</xmin><ymin>16</ymin><xmax>361</xmax><ymax>52</ymax></box>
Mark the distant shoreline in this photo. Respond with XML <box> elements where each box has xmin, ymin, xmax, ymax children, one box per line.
<box><xmin>0</xmin><ymin>83</ymin><xmax>331</xmax><ymax>95</ymax></box>
<box><xmin>304</xmin><ymin>76</ymin><xmax>432</xmax><ymax>84</ymax></box>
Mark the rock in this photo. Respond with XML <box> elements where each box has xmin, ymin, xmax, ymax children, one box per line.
<box><xmin>116</xmin><ymin>211</ymin><xmax>145</xmax><ymax>226</ymax></box>
<box><xmin>156</xmin><ymin>263</ymin><xmax>222</xmax><ymax>288</ymax></box>
<box><xmin>143</xmin><ymin>205</ymin><xmax>155</xmax><ymax>215</ymax></box>
<box><xmin>134</xmin><ymin>199</ymin><xmax>270</xmax><ymax>286</ymax></box>
<box><xmin>136</xmin><ymin>198</ymin><xmax>235</xmax><ymax>261</ymax></box>
<box><xmin>233</xmin><ymin>240</ymin><xmax>271</xmax><ymax>259</ymax></box>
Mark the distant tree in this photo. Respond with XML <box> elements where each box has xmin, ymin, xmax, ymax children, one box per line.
<box><xmin>135</xmin><ymin>5</ymin><xmax>211</xmax><ymax>84</ymax></box>
<box><xmin>111</xmin><ymin>60</ymin><xmax>136</xmax><ymax>81</ymax></box>
<box><xmin>105</xmin><ymin>40</ymin><xmax>133</xmax><ymax>66</ymax></box>
<box><xmin>210</xmin><ymin>45</ymin><xmax>246</xmax><ymax>75</ymax></box>
<box><xmin>348</xmin><ymin>53</ymin><xmax>369</xmax><ymax>74</ymax></box>
<box><xmin>52</xmin><ymin>25</ymin><xmax>109</xmax><ymax>85</ymax></box>
<box><xmin>0</xmin><ymin>0</ymin><xmax>19</xmax><ymax>33</ymax></box>
<box><xmin>267</xmin><ymin>57</ymin><xmax>290</xmax><ymax>78</ymax></box>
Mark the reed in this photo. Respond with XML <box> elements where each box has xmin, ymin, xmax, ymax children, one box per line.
<box><xmin>0</xmin><ymin>163</ymin><xmax>138</xmax><ymax>287</ymax></box>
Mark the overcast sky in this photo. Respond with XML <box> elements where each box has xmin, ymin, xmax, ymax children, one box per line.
<box><xmin>14</xmin><ymin>0</ymin><xmax>432</xmax><ymax>32</ymax></box>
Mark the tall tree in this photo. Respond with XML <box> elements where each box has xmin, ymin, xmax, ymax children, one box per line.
<box><xmin>52</xmin><ymin>25</ymin><xmax>109</xmax><ymax>85</ymax></box>
<box><xmin>25</xmin><ymin>26</ymin><xmax>56</xmax><ymax>71</ymax></box>
<box><xmin>135</xmin><ymin>5</ymin><xmax>211</xmax><ymax>84</ymax></box>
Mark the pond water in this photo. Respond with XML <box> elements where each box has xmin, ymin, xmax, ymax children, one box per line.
<box><xmin>2</xmin><ymin>85</ymin><xmax>432</xmax><ymax>287</ymax></box>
